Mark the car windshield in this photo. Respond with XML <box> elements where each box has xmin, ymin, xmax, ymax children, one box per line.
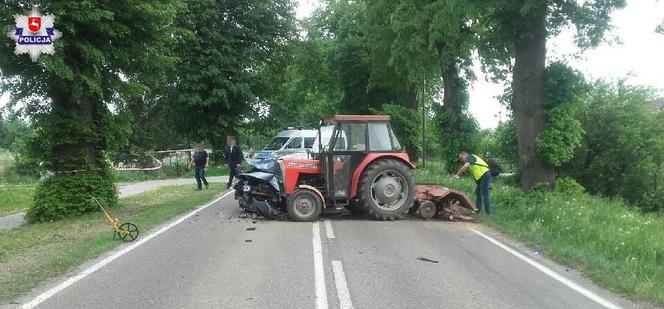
<box><xmin>264</xmin><ymin>137</ymin><xmax>290</xmax><ymax>150</ymax></box>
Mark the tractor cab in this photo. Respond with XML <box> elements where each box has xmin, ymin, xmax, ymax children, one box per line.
<box><xmin>315</xmin><ymin>115</ymin><xmax>405</xmax><ymax>203</ymax></box>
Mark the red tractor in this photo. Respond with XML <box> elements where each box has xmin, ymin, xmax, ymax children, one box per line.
<box><xmin>275</xmin><ymin>115</ymin><xmax>416</xmax><ymax>221</ymax></box>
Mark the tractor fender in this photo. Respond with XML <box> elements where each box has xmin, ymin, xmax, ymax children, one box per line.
<box><xmin>350</xmin><ymin>153</ymin><xmax>415</xmax><ymax>198</ymax></box>
<box><xmin>297</xmin><ymin>184</ymin><xmax>327</xmax><ymax>209</ymax></box>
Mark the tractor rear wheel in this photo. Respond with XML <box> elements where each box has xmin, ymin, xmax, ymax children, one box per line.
<box><xmin>357</xmin><ymin>159</ymin><xmax>415</xmax><ymax>221</ymax></box>
<box><xmin>287</xmin><ymin>189</ymin><xmax>323</xmax><ymax>222</ymax></box>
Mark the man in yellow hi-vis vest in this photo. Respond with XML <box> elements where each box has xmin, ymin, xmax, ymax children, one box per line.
<box><xmin>450</xmin><ymin>150</ymin><xmax>493</xmax><ymax>214</ymax></box>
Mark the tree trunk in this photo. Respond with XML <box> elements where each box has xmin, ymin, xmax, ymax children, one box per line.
<box><xmin>27</xmin><ymin>88</ymin><xmax>117</xmax><ymax>222</ymax></box>
<box><xmin>441</xmin><ymin>61</ymin><xmax>463</xmax><ymax>132</ymax></box>
<box><xmin>512</xmin><ymin>4</ymin><xmax>554</xmax><ymax>190</ymax></box>
<box><xmin>50</xmin><ymin>93</ymin><xmax>101</xmax><ymax>172</ymax></box>
<box><xmin>435</xmin><ymin>39</ymin><xmax>471</xmax><ymax>172</ymax></box>
<box><xmin>406</xmin><ymin>86</ymin><xmax>418</xmax><ymax>110</ymax></box>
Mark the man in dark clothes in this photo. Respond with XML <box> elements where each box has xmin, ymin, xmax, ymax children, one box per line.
<box><xmin>224</xmin><ymin>136</ymin><xmax>243</xmax><ymax>189</ymax></box>
<box><xmin>188</xmin><ymin>143</ymin><xmax>209</xmax><ymax>190</ymax></box>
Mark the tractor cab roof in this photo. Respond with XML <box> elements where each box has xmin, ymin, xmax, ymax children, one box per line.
<box><xmin>321</xmin><ymin>115</ymin><xmax>390</xmax><ymax>124</ymax></box>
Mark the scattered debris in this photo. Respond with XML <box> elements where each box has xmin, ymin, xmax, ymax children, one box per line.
<box><xmin>246</xmin><ymin>227</ymin><xmax>256</xmax><ymax>231</ymax></box>
<box><xmin>532</xmin><ymin>251</ymin><xmax>540</xmax><ymax>256</ymax></box>
<box><xmin>245</xmin><ymin>240</ymin><xmax>252</xmax><ymax>242</ymax></box>
<box><xmin>417</xmin><ymin>256</ymin><xmax>439</xmax><ymax>263</ymax></box>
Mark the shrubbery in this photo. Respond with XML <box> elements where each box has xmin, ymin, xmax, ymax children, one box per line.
<box><xmin>554</xmin><ymin>177</ymin><xmax>585</xmax><ymax>195</ymax></box>
<box><xmin>26</xmin><ymin>166</ymin><xmax>117</xmax><ymax>223</ymax></box>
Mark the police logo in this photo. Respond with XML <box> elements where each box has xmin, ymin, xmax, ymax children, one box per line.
<box><xmin>6</xmin><ymin>7</ymin><xmax>62</xmax><ymax>62</ymax></box>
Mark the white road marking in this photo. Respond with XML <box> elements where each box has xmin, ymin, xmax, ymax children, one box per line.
<box><xmin>324</xmin><ymin>219</ymin><xmax>336</xmax><ymax>239</ymax></box>
<box><xmin>332</xmin><ymin>260</ymin><xmax>354</xmax><ymax>309</ymax></box>
<box><xmin>470</xmin><ymin>229</ymin><xmax>622</xmax><ymax>309</ymax></box>
<box><xmin>312</xmin><ymin>222</ymin><xmax>329</xmax><ymax>309</ymax></box>
<box><xmin>22</xmin><ymin>190</ymin><xmax>236</xmax><ymax>309</ymax></box>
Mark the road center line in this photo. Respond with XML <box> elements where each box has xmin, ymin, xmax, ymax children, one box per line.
<box><xmin>312</xmin><ymin>222</ymin><xmax>329</xmax><ymax>309</ymax></box>
<box><xmin>22</xmin><ymin>190</ymin><xmax>236</xmax><ymax>309</ymax></box>
<box><xmin>470</xmin><ymin>228</ymin><xmax>622</xmax><ymax>309</ymax></box>
<box><xmin>332</xmin><ymin>260</ymin><xmax>354</xmax><ymax>309</ymax></box>
<box><xmin>324</xmin><ymin>219</ymin><xmax>336</xmax><ymax>239</ymax></box>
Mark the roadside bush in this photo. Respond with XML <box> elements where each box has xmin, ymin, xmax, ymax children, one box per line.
<box><xmin>10</xmin><ymin>136</ymin><xmax>40</xmax><ymax>175</ymax></box>
<box><xmin>638</xmin><ymin>191</ymin><xmax>664</xmax><ymax>213</ymax></box>
<box><xmin>554</xmin><ymin>177</ymin><xmax>585</xmax><ymax>195</ymax></box>
<box><xmin>26</xmin><ymin>167</ymin><xmax>117</xmax><ymax>223</ymax></box>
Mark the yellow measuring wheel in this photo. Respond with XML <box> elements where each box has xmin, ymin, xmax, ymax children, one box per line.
<box><xmin>92</xmin><ymin>197</ymin><xmax>139</xmax><ymax>242</ymax></box>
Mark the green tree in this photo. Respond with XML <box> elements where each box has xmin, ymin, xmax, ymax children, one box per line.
<box><xmin>0</xmin><ymin>111</ymin><xmax>31</xmax><ymax>150</ymax></box>
<box><xmin>0</xmin><ymin>1</ymin><xmax>178</xmax><ymax>221</ymax></box>
<box><xmin>363</xmin><ymin>0</ymin><xmax>482</xmax><ymax>167</ymax></box>
<box><xmin>313</xmin><ymin>1</ymin><xmax>408</xmax><ymax>115</ymax></box>
<box><xmin>493</xmin><ymin>120</ymin><xmax>518</xmax><ymax>167</ymax></box>
<box><xmin>168</xmin><ymin>0</ymin><xmax>295</xmax><ymax>148</ymax></box>
<box><xmin>561</xmin><ymin>82</ymin><xmax>663</xmax><ymax>210</ymax></box>
<box><xmin>537</xmin><ymin>62</ymin><xmax>588</xmax><ymax>168</ymax></box>
<box><xmin>480</xmin><ymin>0</ymin><xmax>626</xmax><ymax>190</ymax></box>
<box><xmin>250</xmin><ymin>20</ymin><xmax>340</xmax><ymax>134</ymax></box>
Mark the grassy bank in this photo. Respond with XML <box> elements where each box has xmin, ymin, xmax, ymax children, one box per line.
<box><xmin>0</xmin><ymin>185</ymin><xmax>35</xmax><ymax>216</ymax></box>
<box><xmin>417</xmin><ymin>161</ymin><xmax>664</xmax><ymax>305</ymax></box>
<box><xmin>0</xmin><ymin>185</ymin><xmax>220</xmax><ymax>304</ymax></box>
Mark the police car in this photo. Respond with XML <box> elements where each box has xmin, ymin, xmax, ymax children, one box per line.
<box><xmin>256</xmin><ymin>127</ymin><xmax>318</xmax><ymax>160</ymax></box>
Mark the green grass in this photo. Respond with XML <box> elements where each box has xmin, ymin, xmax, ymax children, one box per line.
<box><xmin>418</xmin><ymin>161</ymin><xmax>664</xmax><ymax>305</ymax></box>
<box><xmin>0</xmin><ymin>186</ymin><xmax>35</xmax><ymax>216</ymax></box>
<box><xmin>181</xmin><ymin>164</ymin><xmax>230</xmax><ymax>178</ymax></box>
<box><xmin>0</xmin><ymin>185</ymin><xmax>220</xmax><ymax>304</ymax></box>
<box><xmin>0</xmin><ymin>149</ymin><xmax>38</xmax><ymax>185</ymax></box>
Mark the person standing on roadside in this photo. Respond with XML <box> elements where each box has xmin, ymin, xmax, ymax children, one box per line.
<box><xmin>450</xmin><ymin>150</ymin><xmax>493</xmax><ymax>215</ymax></box>
<box><xmin>224</xmin><ymin>136</ymin><xmax>243</xmax><ymax>189</ymax></box>
<box><xmin>188</xmin><ymin>143</ymin><xmax>209</xmax><ymax>190</ymax></box>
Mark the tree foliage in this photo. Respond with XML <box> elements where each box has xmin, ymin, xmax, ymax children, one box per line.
<box><xmin>363</xmin><ymin>0</ymin><xmax>483</xmax><ymax>167</ymax></box>
<box><xmin>0</xmin><ymin>1</ymin><xmax>179</xmax><ymax>221</ymax></box>
<box><xmin>0</xmin><ymin>111</ymin><xmax>31</xmax><ymax>150</ymax></box>
<box><xmin>560</xmin><ymin>82</ymin><xmax>664</xmax><ymax>211</ymax></box>
<box><xmin>537</xmin><ymin>62</ymin><xmax>587</xmax><ymax>167</ymax></box>
<box><xmin>167</xmin><ymin>0</ymin><xmax>295</xmax><ymax>148</ymax></box>
<box><xmin>478</xmin><ymin>0</ymin><xmax>626</xmax><ymax>190</ymax></box>
<box><xmin>249</xmin><ymin>20</ymin><xmax>339</xmax><ymax>135</ymax></box>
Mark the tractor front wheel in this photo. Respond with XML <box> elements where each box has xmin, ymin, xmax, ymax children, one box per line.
<box><xmin>357</xmin><ymin>159</ymin><xmax>415</xmax><ymax>221</ymax></box>
<box><xmin>287</xmin><ymin>189</ymin><xmax>323</xmax><ymax>222</ymax></box>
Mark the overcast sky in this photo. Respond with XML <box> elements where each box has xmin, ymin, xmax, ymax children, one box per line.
<box><xmin>297</xmin><ymin>0</ymin><xmax>664</xmax><ymax>129</ymax></box>
<box><xmin>2</xmin><ymin>1</ymin><xmax>662</xmax><ymax>129</ymax></box>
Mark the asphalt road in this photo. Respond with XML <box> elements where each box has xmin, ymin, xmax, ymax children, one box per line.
<box><xmin>20</xmin><ymin>191</ymin><xmax>647</xmax><ymax>309</ymax></box>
